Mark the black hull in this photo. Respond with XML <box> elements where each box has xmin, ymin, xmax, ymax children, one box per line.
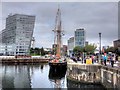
<box><xmin>49</xmin><ymin>62</ymin><xmax>67</xmax><ymax>72</ymax></box>
<box><xmin>48</xmin><ymin>65</ymin><xmax>67</xmax><ymax>80</ymax></box>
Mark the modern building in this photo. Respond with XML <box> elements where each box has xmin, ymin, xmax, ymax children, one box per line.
<box><xmin>67</xmin><ymin>37</ymin><xmax>74</xmax><ymax>57</ymax></box>
<box><xmin>62</xmin><ymin>45</ymin><xmax>67</xmax><ymax>56</ymax></box>
<box><xmin>0</xmin><ymin>43</ymin><xmax>15</xmax><ymax>55</ymax></box>
<box><xmin>67</xmin><ymin>28</ymin><xmax>86</xmax><ymax>56</ymax></box>
<box><xmin>114</xmin><ymin>39</ymin><xmax>120</xmax><ymax>48</ymax></box>
<box><xmin>52</xmin><ymin>44</ymin><xmax>67</xmax><ymax>56</ymax></box>
<box><xmin>85</xmin><ymin>41</ymin><xmax>88</xmax><ymax>46</ymax></box>
<box><xmin>74</xmin><ymin>28</ymin><xmax>85</xmax><ymax>47</ymax></box>
<box><xmin>31</xmin><ymin>37</ymin><xmax>35</xmax><ymax>48</ymax></box>
<box><xmin>1</xmin><ymin>14</ymin><xmax>35</xmax><ymax>55</ymax></box>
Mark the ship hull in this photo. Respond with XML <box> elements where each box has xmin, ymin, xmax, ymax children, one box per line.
<box><xmin>49</xmin><ymin>61</ymin><xmax>67</xmax><ymax>72</ymax></box>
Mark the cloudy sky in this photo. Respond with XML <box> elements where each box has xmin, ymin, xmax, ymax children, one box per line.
<box><xmin>1</xmin><ymin>2</ymin><xmax>118</xmax><ymax>48</ymax></box>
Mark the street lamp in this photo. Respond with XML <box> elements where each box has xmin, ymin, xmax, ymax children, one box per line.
<box><xmin>5</xmin><ymin>43</ymin><xmax>7</xmax><ymax>56</ymax></box>
<box><xmin>99</xmin><ymin>33</ymin><xmax>101</xmax><ymax>63</ymax></box>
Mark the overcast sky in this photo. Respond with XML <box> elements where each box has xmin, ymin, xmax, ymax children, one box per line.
<box><xmin>1</xmin><ymin>2</ymin><xmax>118</xmax><ymax>48</ymax></box>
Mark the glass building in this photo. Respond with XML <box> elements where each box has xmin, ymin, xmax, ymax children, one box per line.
<box><xmin>67</xmin><ymin>37</ymin><xmax>74</xmax><ymax>57</ymax></box>
<box><xmin>74</xmin><ymin>28</ymin><xmax>85</xmax><ymax>47</ymax></box>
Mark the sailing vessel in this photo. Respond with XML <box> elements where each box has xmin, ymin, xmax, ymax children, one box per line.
<box><xmin>49</xmin><ymin>7</ymin><xmax>67</xmax><ymax>71</ymax></box>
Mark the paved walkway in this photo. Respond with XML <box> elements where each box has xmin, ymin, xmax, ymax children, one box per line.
<box><xmin>67</xmin><ymin>58</ymin><xmax>120</xmax><ymax>68</ymax></box>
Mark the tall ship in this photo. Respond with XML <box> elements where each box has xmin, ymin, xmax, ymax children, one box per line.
<box><xmin>49</xmin><ymin>7</ymin><xmax>67</xmax><ymax>71</ymax></box>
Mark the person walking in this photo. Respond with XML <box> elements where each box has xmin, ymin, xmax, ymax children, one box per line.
<box><xmin>110</xmin><ymin>55</ymin><xmax>114</xmax><ymax>67</ymax></box>
<box><xmin>103</xmin><ymin>53</ymin><xmax>107</xmax><ymax>66</ymax></box>
<box><xmin>91</xmin><ymin>55</ymin><xmax>94</xmax><ymax>64</ymax></box>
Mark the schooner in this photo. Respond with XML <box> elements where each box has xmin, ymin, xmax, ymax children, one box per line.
<box><xmin>49</xmin><ymin>7</ymin><xmax>67</xmax><ymax>71</ymax></box>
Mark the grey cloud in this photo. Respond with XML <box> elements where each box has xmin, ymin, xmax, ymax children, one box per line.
<box><xmin>2</xmin><ymin>2</ymin><xmax>118</xmax><ymax>47</ymax></box>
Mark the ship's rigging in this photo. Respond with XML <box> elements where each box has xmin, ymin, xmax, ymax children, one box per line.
<box><xmin>52</xmin><ymin>7</ymin><xmax>64</xmax><ymax>58</ymax></box>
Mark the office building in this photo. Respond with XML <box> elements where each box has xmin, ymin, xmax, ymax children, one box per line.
<box><xmin>62</xmin><ymin>45</ymin><xmax>67</xmax><ymax>56</ymax></box>
<box><xmin>1</xmin><ymin>14</ymin><xmax>35</xmax><ymax>55</ymax></box>
<box><xmin>67</xmin><ymin>37</ymin><xmax>74</xmax><ymax>56</ymax></box>
<box><xmin>114</xmin><ymin>39</ymin><xmax>120</xmax><ymax>48</ymax></box>
<box><xmin>67</xmin><ymin>28</ymin><xmax>86</xmax><ymax>56</ymax></box>
<box><xmin>85</xmin><ymin>41</ymin><xmax>88</xmax><ymax>46</ymax></box>
<box><xmin>74</xmin><ymin>28</ymin><xmax>85</xmax><ymax>47</ymax></box>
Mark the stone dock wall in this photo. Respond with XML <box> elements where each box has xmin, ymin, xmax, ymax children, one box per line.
<box><xmin>67</xmin><ymin>63</ymin><xmax>120</xmax><ymax>89</ymax></box>
<box><xmin>101</xmin><ymin>66</ymin><xmax>120</xmax><ymax>89</ymax></box>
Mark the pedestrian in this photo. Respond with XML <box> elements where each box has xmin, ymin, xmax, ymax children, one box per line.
<box><xmin>103</xmin><ymin>53</ymin><xmax>107</xmax><ymax>66</ymax></box>
<box><xmin>110</xmin><ymin>55</ymin><xmax>114</xmax><ymax>67</ymax></box>
<box><xmin>96</xmin><ymin>55</ymin><xmax>99</xmax><ymax>63</ymax></box>
<box><xmin>91</xmin><ymin>55</ymin><xmax>94</xmax><ymax>64</ymax></box>
<box><xmin>77</xmin><ymin>56</ymin><xmax>80</xmax><ymax>61</ymax></box>
<box><xmin>72</xmin><ymin>56</ymin><xmax>77</xmax><ymax>63</ymax></box>
<box><xmin>116</xmin><ymin>55</ymin><xmax>118</xmax><ymax>62</ymax></box>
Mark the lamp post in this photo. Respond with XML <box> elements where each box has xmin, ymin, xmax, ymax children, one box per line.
<box><xmin>99</xmin><ymin>33</ymin><xmax>101</xmax><ymax>63</ymax></box>
<box><xmin>5</xmin><ymin>43</ymin><xmax>7</xmax><ymax>56</ymax></box>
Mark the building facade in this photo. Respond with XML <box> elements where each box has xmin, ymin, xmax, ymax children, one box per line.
<box><xmin>67</xmin><ymin>28</ymin><xmax>86</xmax><ymax>56</ymax></box>
<box><xmin>114</xmin><ymin>39</ymin><xmax>120</xmax><ymax>48</ymax></box>
<box><xmin>74</xmin><ymin>28</ymin><xmax>85</xmax><ymax>47</ymax></box>
<box><xmin>62</xmin><ymin>45</ymin><xmax>67</xmax><ymax>56</ymax></box>
<box><xmin>85</xmin><ymin>41</ymin><xmax>88</xmax><ymax>46</ymax></box>
<box><xmin>67</xmin><ymin>37</ymin><xmax>74</xmax><ymax>57</ymax></box>
<box><xmin>1</xmin><ymin>14</ymin><xmax>35</xmax><ymax>55</ymax></box>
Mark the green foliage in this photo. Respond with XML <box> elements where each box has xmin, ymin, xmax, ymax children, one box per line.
<box><xmin>84</xmin><ymin>44</ymin><xmax>97</xmax><ymax>54</ymax></box>
<box><xmin>52</xmin><ymin>47</ymin><xmax>57</xmax><ymax>55</ymax></box>
<box><xmin>40</xmin><ymin>47</ymin><xmax>45</xmax><ymax>56</ymax></box>
<box><xmin>115</xmin><ymin>48</ymin><xmax>120</xmax><ymax>55</ymax></box>
<box><xmin>104</xmin><ymin>47</ymin><xmax>115</xmax><ymax>53</ymax></box>
<box><xmin>30</xmin><ymin>47</ymin><xmax>46</xmax><ymax>56</ymax></box>
<box><xmin>73</xmin><ymin>44</ymin><xmax>97</xmax><ymax>55</ymax></box>
<box><xmin>73</xmin><ymin>46</ymin><xmax>84</xmax><ymax>56</ymax></box>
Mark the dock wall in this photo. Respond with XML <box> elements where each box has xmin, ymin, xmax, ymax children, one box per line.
<box><xmin>67</xmin><ymin>64</ymin><xmax>120</xmax><ymax>89</ymax></box>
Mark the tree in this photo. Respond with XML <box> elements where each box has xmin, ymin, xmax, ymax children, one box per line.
<box><xmin>40</xmin><ymin>47</ymin><xmax>45</xmax><ymax>56</ymax></box>
<box><xmin>104</xmin><ymin>47</ymin><xmax>115</xmax><ymax>53</ymax></box>
<box><xmin>30</xmin><ymin>48</ymin><xmax>34</xmax><ymax>54</ymax></box>
<box><xmin>52</xmin><ymin>47</ymin><xmax>57</xmax><ymax>55</ymax></box>
<box><xmin>30</xmin><ymin>47</ymin><xmax>40</xmax><ymax>55</ymax></box>
<box><xmin>34</xmin><ymin>48</ymin><xmax>40</xmax><ymax>55</ymax></box>
<box><xmin>73</xmin><ymin>46</ymin><xmax>84</xmax><ymax>56</ymax></box>
<box><xmin>84</xmin><ymin>44</ymin><xmax>97</xmax><ymax>55</ymax></box>
<box><xmin>114</xmin><ymin>47</ymin><xmax>120</xmax><ymax>55</ymax></box>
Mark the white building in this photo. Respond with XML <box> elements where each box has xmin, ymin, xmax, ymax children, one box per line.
<box><xmin>0</xmin><ymin>43</ymin><xmax>15</xmax><ymax>55</ymax></box>
<box><xmin>67</xmin><ymin>37</ymin><xmax>74</xmax><ymax>57</ymax></box>
<box><xmin>1</xmin><ymin>14</ymin><xmax>35</xmax><ymax>55</ymax></box>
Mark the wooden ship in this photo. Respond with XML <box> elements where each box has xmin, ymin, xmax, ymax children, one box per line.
<box><xmin>49</xmin><ymin>7</ymin><xmax>67</xmax><ymax>71</ymax></box>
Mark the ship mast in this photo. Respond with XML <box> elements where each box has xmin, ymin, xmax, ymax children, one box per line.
<box><xmin>53</xmin><ymin>7</ymin><xmax>62</xmax><ymax>58</ymax></box>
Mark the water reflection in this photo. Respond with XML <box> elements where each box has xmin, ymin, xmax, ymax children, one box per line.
<box><xmin>1</xmin><ymin>64</ymin><xmax>106</xmax><ymax>89</ymax></box>
<box><xmin>2</xmin><ymin>64</ymin><xmax>67</xmax><ymax>89</ymax></box>
<box><xmin>2</xmin><ymin>64</ymin><xmax>32</xmax><ymax>88</ymax></box>
<box><xmin>48</xmin><ymin>66</ymin><xmax>67</xmax><ymax>88</ymax></box>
